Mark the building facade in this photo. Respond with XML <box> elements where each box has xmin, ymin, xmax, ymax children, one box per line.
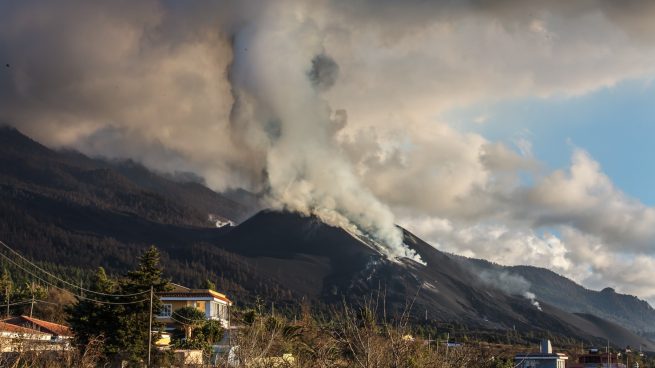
<box><xmin>568</xmin><ymin>348</ymin><xmax>627</xmax><ymax>368</ymax></box>
<box><xmin>156</xmin><ymin>284</ymin><xmax>232</xmax><ymax>331</ymax></box>
<box><xmin>514</xmin><ymin>340</ymin><xmax>568</xmax><ymax>368</ymax></box>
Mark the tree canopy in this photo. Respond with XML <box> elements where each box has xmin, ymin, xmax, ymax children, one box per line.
<box><xmin>66</xmin><ymin>245</ymin><xmax>170</xmax><ymax>366</ymax></box>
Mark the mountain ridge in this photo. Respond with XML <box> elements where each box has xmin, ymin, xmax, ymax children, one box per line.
<box><xmin>452</xmin><ymin>255</ymin><xmax>655</xmax><ymax>334</ymax></box>
<box><xmin>0</xmin><ymin>126</ymin><xmax>654</xmax><ymax>350</ymax></box>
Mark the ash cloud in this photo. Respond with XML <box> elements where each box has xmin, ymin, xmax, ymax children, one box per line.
<box><xmin>308</xmin><ymin>54</ymin><xmax>340</xmax><ymax>91</ymax></box>
<box><xmin>226</xmin><ymin>6</ymin><xmax>407</xmax><ymax>257</ymax></box>
<box><xmin>0</xmin><ymin>0</ymin><xmax>410</xmax><ymax>259</ymax></box>
<box><xmin>4</xmin><ymin>0</ymin><xmax>655</xmax><ymax>282</ymax></box>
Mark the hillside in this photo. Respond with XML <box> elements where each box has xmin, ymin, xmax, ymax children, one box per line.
<box><xmin>0</xmin><ymin>125</ymin><xmax>253</xmax><ymax>286</ymax></box>
<box><xmin>454</xmin><ymin>256</ymin><xmax>655</xmax><ymax>334</ymax></box>
<box><xmin>210</xmin><ymin>210</ymin><xmax>655</xmax><ymax>349</ymax></box>
<box><xmin>0</xmin><ymin>126</ymin><xmax>654</xmax><ymax>350</ymax></box>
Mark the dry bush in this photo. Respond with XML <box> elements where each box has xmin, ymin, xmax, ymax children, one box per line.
<box><xmin>333</xmin><ymin>294</ymin><xmax>509</xmax><ymax>368</ymax></box>
<box><xmin>215</xmin><ymin>313</ymin><xmax>287</xmax><ymax>368</ymax></box>
<box><xmin>0</xmin><ymin>336</ymin><xmax>106</xmax><ymax>368</ymax></box>
<box><xmin>215</xmin><ymin>295</ymin><xmax>510</xmax><ymax>368</ymax></box>
<box><xmin>288</xmin><ymin>304</ymin><xmax>341</xmax><ymax>368</ymax></box>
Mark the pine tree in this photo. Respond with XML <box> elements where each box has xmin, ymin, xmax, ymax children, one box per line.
<box><xmin>66</xmin><ymin>267</ymin><xmax>121</xmax><ymax>356</ymax></box>
<box><xmin>116</xmin><ymin>245</ymin><xmax>171</xmax><ymax>365</ymax></box>
<box><xmin>123</xmin><ymin>245</ymin><xmax>169</xmax><ymax>293</ymax></box>
<box><xmin>0</xmin><ymin>268</ymin><xmax>13</xmax><ymax>317</ymax></box>
<box><xmin>67</xmin><ymin>246</ymin><xmax>170</xmax><ymax>366</ymax></box>
<box><xmin>202</xmin><ymin>278</ymin><xmax>216</xmax><ymax>290</ymax></box>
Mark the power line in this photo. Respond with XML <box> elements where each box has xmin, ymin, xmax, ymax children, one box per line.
<box><xmin>0</xmin><ymin>298</ymin><xmax>63</xmax><ymax>311</ymax></box>
<box><xmin>4</xmin><ymin>299</ymin><xmax>33</xmax><ymax>307</ymax></box>
<box><xmin>0</xmin><ymin>240</ymin><xmax>159</xmax><ymax>366</ymax></box>
<box><xmin>0</xmin><ymin>240</ymin><xmax>149</xmax><ymax>298</ymax></box>
<box><xmin>0</xmin><ymin>297</ymin><xmax>63</xmax><ymax>311</ymax></box>
<box><xmin>171</xmin><ymin>312</ymin><xmax>210</xmax><ymax>323</ymax></box>
<box><xmin>0</xmin><ymin>251</ymin><xmax>149</xmax><ymax>305</ymax></box>
<box><xmin>168</xmin><ymin>315</ymin><xmax>207</xmax><ymax>325</ymax></box>
<box><xmin>34</xmin><ymin>299</ymin><xmax>61</xmax><ymax>306</ymax></box>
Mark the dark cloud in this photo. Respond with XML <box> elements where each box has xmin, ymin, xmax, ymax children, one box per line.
<box><xmin>308</xmin><ymin>54</ymin><xmax>340</xmax><ymax>91</ymax></box>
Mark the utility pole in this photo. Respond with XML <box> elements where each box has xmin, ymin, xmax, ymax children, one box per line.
<box><xmin>446</xmin><ymin>332</ymin><xmax>450</xmax><ymax>358</ymax></box>
<box><xmin>148</xmin><ymin>286</ymin><xmax>153</xmax><ymax>367</ymax></box>
<box><xmin>5</xmin><ymin>285</ymin><xmax>9</xmax><ymax>318</ymax></box>
<box><xmin>29</xmin><ymin>281</ymin><xmax>35</xmax><ymax>318</ymax></box>
<box><xmin>228</xmin><ymin>303</ymin><xmax>232</xmax><ymax>347</ymax></box>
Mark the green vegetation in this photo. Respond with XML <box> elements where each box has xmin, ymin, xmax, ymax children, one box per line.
<box><xmin>171</xmin><ymin>306</ymin><xmax>225</xmax><ymax>354</ymax></box>
<box><xmin>66</xmin><ymin>246</ymin><xmax>171</xmax><ymax>367</ymax></box>
<box><xmin>0</xmin><ymin>267</ymin><xmax>47</xmax><ymax>317</ymax></box>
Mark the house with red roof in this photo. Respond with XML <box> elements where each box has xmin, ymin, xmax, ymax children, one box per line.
<box><xmin>0</xmin><ymin>321</ymin><xmax>52</xmax><ymax>341</ymax></box>
<box><xmin>2</xmin><ymin>316</ymin><xmax>73</xmax><ymax>341</ymax></box>
<box><xmin>0</xmin><ymin>322</ymin><xmax>54</xmax><ymax>353</ymax></box>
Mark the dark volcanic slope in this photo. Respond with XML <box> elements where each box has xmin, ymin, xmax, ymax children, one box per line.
<box><xmin>454</xmin><ymin>256</ymin><xmax>655</xmax><ymax>334</ymax></box>
<box><xmin>0</xmin><ymin>126</ymin><xmax>251</xmax><ymax>225</ymax></box>
<box><xmin>0</xmin><ymin>126</ymin><xmax>251</xmax><ymax>285</ymax></box>
<box><xmin>209</xmin><ymin>213</ymin><xmax>655</xmax><ymax>349</ymax></box>
<box><xmin>214</xmin><ymin>211</ymin><xmax>520</xmax><ymax>327</ymax></box>
<box><xmin>1</xmin><ymin>126</ymin><xmax>653</xmax><ymax>349</ymax></box>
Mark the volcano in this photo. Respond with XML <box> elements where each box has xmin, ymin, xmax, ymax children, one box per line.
<box><xmin>1</xmin><ymin>126</ymin><xmax>654</xmax><ymax>349</ymax></box>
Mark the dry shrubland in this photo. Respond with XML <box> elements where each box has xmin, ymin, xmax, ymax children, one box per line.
<box><xmin>0</xmin><ymin>335</ymin><xmax>105</xmax><ymax>368</ymax></box>
<box><xmin>218</xmin><ymin>298</ymin><xmax>513</xmax><ymax>368</ymax></box>
<box><xmin>0</xmin><ymin>299</ymin><xmax>514</xmax><ymax>367</ymax></box>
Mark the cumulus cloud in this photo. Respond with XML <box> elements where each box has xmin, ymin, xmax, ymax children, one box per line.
<box><xmin>401</xmin><ymin>216</ymin><xmax>572</xmax><ymax>274</ymax></box>
<box><xmin>400</xmin><ymin>150</ymin><xmax>655</xmax><ymax>303</ymax></box>
<box><xmin>517</xmin><ymin>150</ymin><xmax>655</xmax><ymax>250</ymax></box>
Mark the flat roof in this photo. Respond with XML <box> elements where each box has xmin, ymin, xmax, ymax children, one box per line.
<box><xmin>157</xmin><ymin>289</ymin><xmax>232</xmax><ymax>304</ymax></box>
<box><xmin>515</xmin><ymin>353</ymin><xmax>568</xmax><ymax>360</ymax></box>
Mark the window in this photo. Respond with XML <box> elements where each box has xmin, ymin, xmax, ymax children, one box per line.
<box><xmin>219</xmin><ymin>304</ymin><xmax>228</xmax><ymax>319</ymax></box>
<box><xmin>159</xmin><ymin>304</ymin><xmax>172</xmax><ymax>317</ymax></box>
<box><xmin>209</xmin><ymin>301</ymin><xmax>228</xmax><ymax>320</ymax></box>
<box><xmin>210</xmin><ymin>301</ymin><xmax>218</xmax><ymax>318</ymax></box>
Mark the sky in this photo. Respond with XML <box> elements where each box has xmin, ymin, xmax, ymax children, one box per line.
<box><xmin>449</xmin><ymin>79</ymin><xmax>655</xmax><ymax>205</ymax></box>
<box><xmin>2</xmin><ymin>0</ymin><xmax>655</xmax><ymax>303</ymax></box>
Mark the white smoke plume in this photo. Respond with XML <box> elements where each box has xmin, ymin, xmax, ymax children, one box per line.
<box><xmin>224</xmin><ymin>3</ymin><xmax>410</xmax><ymax>259</ymax></box>
<box><xmin>479</xmin><ymin>270</ymin><xmax>542</xmax><ymax>311</ymax></box>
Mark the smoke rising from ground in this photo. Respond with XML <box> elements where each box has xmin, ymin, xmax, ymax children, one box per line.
<box><xmin>479</xmin><ymin>270</ymin><xmax>542</xmax><ymax>311</ymax></box>
<box><xmin>226</xmin><ymin>4</ymin><xmax>406</xmax><ymax>256</ymax></box>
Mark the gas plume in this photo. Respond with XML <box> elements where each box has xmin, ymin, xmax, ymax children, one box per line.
<box><xmin>226</xmin><ymin>4</ymin><xmax>408</xmax><ymax>258</ymax></box>
<box><xmin>479</xmin><ymin>270</ymin><xmax>542</xmax><ymax>311</ymax></box>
